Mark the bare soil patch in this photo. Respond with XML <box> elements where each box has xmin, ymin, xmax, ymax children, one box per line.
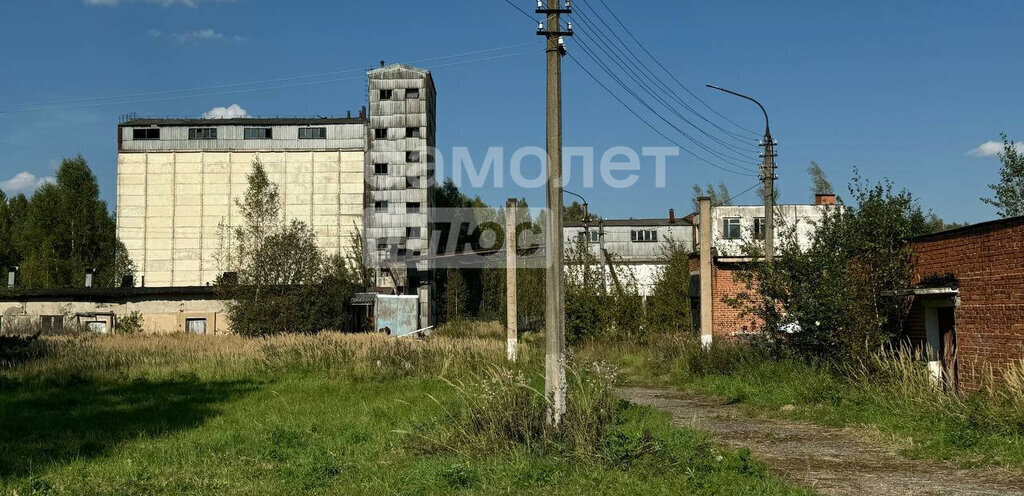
<box><xmin>619</xmin><ymin>387</ymin><xmax>1024</xmax><ymax>496</ymax></box>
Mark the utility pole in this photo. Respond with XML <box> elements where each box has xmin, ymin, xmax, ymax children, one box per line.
<box><xmin>760</xmin><ymin>132</ymin><xmax>777</xmax><ymax>260</ymax></box>
<box><xmin>597</xmin><ymin>219</ymin><xmax>607</xmax><ymax>296</ymax></box>
<box><xmin>537</xmin><ymin>0</ymin><xmax>572</xmax><ymax>426</ymax></box>
<box><xmin>505</xmin><ymin>198</ymin><xmax>518</xmax><ymax>362</ymax></box>
<box><xmin>705</xmin><ymin>84</ymin><xmax>777</xmax><ymax>260</ymax></box>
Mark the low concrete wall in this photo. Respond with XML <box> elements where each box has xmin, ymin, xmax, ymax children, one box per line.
<box><xmin>0</xmin><ymin>298</ymin><xmax>231</xmax><ymax>335</ymax></box>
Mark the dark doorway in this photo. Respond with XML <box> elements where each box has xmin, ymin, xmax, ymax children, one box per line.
<box><xmin>937</xmin><ymin>307</ymin><xmax>958</xmax><ymax>393</ymax></box>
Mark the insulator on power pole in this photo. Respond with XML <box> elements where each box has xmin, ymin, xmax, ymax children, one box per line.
<box><xmin>565</xmin><ymin>0</ymin><xmax>572</xmax><ymax>8</ymax></box>
<box><xmin>537</xmin><ymin>0</ymin><xmax>543</xmax><ymax>7</ymax></box>
<box><xmin>567</xmin><ymin>22</ymin><xmax>573</xmax><ymax>32</ymax></box>
<box><xmin>538</xmin><ymin>22</ymin><xmax>544</xmax><ymax>30</ymax></box>
<box><xmin>558</xmin><ymin>36</ymin><xmax>565</xmax><ymax>46</ymax></box>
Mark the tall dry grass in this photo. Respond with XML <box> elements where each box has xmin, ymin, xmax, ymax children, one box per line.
<box><xmin>1</xmin><ymin>332</ymin><xmax>526</xmax><ymax>384</ymax></box>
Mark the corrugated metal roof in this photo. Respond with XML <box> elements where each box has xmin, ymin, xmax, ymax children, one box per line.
<box><xmin>119</xmin><ymin>117</ymin><xmax>367</xmax><ymax>127</ymax></box>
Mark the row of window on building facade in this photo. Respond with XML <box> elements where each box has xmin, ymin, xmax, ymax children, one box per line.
<box><xmin>576</xmin><ymin>229</ymin><xmax>659</xmax><ymax>243</ymax></box>
<box><xmin>378</xmin><ymin>88</ymin><xmax>420</xmax><ymax>100</ymax></box>
<box><xmin>132</xmin><ymin>126</ymin><xmax>424</xmax><ymax>142</ymax></box>
<box><xmin>572</xmin><ymin>218</ymin><xmax>765</xmax><ymax>245</ymax></box>
<box><xmin>723</xmin><ymin>217</ymin><xmax>766</xmax><ymax>240</ymax></box>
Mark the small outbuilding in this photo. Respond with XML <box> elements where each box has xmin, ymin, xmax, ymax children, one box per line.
<box><xmin>0</xmin><ymin>286</ymin><xmax>230</xmax><ymax>335</ymax></box>
<box><xmin>900</xmin><ymin>216</ymin><xmax>1024</xmax><ymax>392</ymax></box>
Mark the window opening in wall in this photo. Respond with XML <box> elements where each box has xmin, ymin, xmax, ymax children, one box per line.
<box><xmin>186</xmin><ymin>318</ymin><xmax>207</xmax><ymax>335</ymax></box>
<box><xmin>132</xmin><ymin>128</ymin><xmax>160</xmax><ymax>140</ymax></box>
<box><xmin>188</xmin><ymin>127</ymin><xmax>217</xmax><ymax>140</ymax></box>
<box><xmin>723</xmin><ymin>218</ymin><xmax>742</xmax><ymax>240</ymax></box>
<box><xmin>244</xmin><ymin>127</ymin><xmax>272</xmax><ymax>139</ymax></box>
<box><xmin>631</xmin><ymin>229</ymin><xmax>658</xmax><ymax>243</ymax></box>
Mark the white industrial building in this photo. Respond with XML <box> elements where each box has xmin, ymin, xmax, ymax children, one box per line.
<box><xmin>116</xmin><ymin>63</ymin><xmax>436</xmax><ymax>293</ymax></box>
<box><xmin>562</xmin><ymin>210</ymin><xmax>694</xmax><ymax>297</ymax></box>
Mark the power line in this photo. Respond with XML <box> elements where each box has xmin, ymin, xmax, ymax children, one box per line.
<box><xmin>502</xmin><ymin>0</ymin><xmax>537</xmax><ymax>22</ymax></box>
<box><xmin>0</xmin><ymin>42</ymin><xmax>540</xmax><ymax>113</ymax></box>
<box><xmin>590</xmin><ymin>0</ymin><xmax>761</xmax><ymax>138</ymax></box>
<box><xmin>0</xmin><ymin>48</ymin><xmax>540</xmax><ymax>114</ymax></box>
<box><xmin>568</xmin><ymin>10</ymin><xmax>757</xmax><ymax>161</ymax></box>
<box><xmin>567</xmin><ymin>52</ymin><xmax>756</xmax><ymax>177</ymax></box>
<box><xmin>569</xmin><ymin>32</ymin><xmax>757</xmax><ymax>172</ymax></box>
<box><xmin>571</xmin><ymin>2</ymin><xmax>756</xmax><ymax>147</ymax></box>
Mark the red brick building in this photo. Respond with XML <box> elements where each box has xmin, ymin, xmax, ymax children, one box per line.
<box><xmin>690</xmin><ymin>195</ymin><xmax>835</xmax><ymax>342</ymax></box>
<box><xmin>902</xmin><ymin>216</ymin><xmax>1024</xmax><ymax>391</ymax></box>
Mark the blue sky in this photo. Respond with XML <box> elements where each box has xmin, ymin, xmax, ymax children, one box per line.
<box><xmin>1</xmin><ymin>0</ymin><xmax>1021</xmax><ymax>223</ymax></box>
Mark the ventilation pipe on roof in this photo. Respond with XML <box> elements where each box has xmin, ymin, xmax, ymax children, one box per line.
<box><xmin>7</xmin><ymin>267</ymin><xmax>17</xmax><ymax>289</ymax></box>
<box><xmin>85</xmin><ymin>269</ymin><xmax>95</xmax><ymax>289</ymax></box>
<box><xmin>669</xmin><ymin>209</ymin><xmax>676</xmax><ymax>224</ymax></box>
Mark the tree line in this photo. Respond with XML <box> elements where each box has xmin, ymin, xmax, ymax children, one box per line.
<box><xmin>0</xmin><ymin>156</ymin><xmax>131</xmax><ymax>290</ymax></box>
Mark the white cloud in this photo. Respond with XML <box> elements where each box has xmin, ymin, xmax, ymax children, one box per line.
<box><xmin>147</xmin><ymin>28</ymin><xmax>163</xmax><ymax>37</ymax></box>
<box><xmin>0</xmin><ymin>172</ymin><xmax>55</xmax><ymax>196</ymax></box>
<box><xmin>968</xmin><ymin>140</ymin><xmax>1024</xmax><ymax>158</ymax></box>
<box><xmin>85</xmin><ymin>0</ymin><xmax>236</xmax><ymax>7</ymax></box>
<box><xmin>202</xmin><ymin>104</ymin><xmax>249</xmax><ymax>119</ymax></box>
<box><xmin>174</xmin><ymin>28</ymin><xmax>225</xmax><ymax>44</ymax></box>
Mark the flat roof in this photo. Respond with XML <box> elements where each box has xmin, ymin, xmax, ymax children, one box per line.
<box><xmin>119</xmin><ymin>117</ymin><xmax>367</xmax><ymax>127</ymax></box>
<box><xmin>0</xmin><ymin>286</ymin><xmax>220</xmax><ymax>302</ymax></box>
<box><xmin>564</xmin><ymin>218</ymin><xmax>692</xmax><ymax>228</ymax></box>
<box><xmin>910</xmin><ymin>215</ymin><xmax>1024</xmax><ymax>243</ymax></box>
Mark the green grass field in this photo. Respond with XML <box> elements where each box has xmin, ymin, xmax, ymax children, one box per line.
<box><xmin>0</xmin><ymin>333</ymin><xmax>810</xmax><ymax>495</ymax></box>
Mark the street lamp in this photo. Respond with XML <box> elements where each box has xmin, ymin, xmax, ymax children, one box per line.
<box><xmin>563</xmin><ymin>189</ymin><xmax>592</xmax><ymax>286</ymax></box>
<box><xmin>706</xmin><ymin>84</ymin><xmax>778</xmax><ymax>260</ymax></box>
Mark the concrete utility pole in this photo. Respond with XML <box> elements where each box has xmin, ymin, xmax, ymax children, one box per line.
<box><xmin>537</xmin><ymin>0</ymin><xmax>572</xmax><ymax>426</ymax></box>
<box><xmin>705</xmin><ymin>84</ymin><xmax>777</xmax><ymax>260</ymax></box>
<box><xmin>698</xmin><ymin>197</ymin><xmax>714</xmax><ymax>349</ymax></box>
<box><xmin>760</xmin><ymin>132</ymin><xmax>777</xmax><ymax>260</ymax></box>
<box><xmin>597</xmin><ymin>220</ymin><xmax>607</xmax><ymax>296</ymax></box>
<box><xmin>505</xmin><ymin>198</ymin><xmax>518</xmax><ymax>363</ymax></box>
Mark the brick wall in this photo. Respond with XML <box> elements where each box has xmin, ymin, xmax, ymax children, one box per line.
<box><xmin>712</xmin><ymin>262</ymin><xmax>763</xmax><ymax>337</ymax></box>
<box><xmin>910</xmin><ymin>217</ymin><xmax>1024</xmax><ymax>390</ymax></box>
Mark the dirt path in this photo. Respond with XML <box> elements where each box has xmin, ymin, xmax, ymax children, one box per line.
<box><xmin>619</xmin><ymin>387</ymin><xmax>1024</xmax><ymax>496</ymax></box>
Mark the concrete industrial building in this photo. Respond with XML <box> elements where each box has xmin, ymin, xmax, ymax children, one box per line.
<box><xmin>116</xmin><ymin>63</ymin><xmax>436</xmax><ymax>293</ymax></box>
<box><xmin>563</xmin><ymin>210</ymin><xmax>693</xmax><ymax>297</ymax></box>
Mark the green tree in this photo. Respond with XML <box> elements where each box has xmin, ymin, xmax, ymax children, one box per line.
<box><xmin>730</xmin><ymin>171</ymin><xmax>930</xmax><ymax>361</ymax></box>
<box><xmin>563</xmin><ymin>201</ymin><xmax>598</xmax><ymax>222</ymax></box>
<box><xmin>0</xmin><ymin>191</ymin><xmax>14</xmax><ymax>270</ymax></box>
<box><xmin>10</xmin><ymin>156</ymin><xmax>131</xmax><ymax>288</ymax></box>
<box><xmin>981</xmin><ymin>133</ymin><xmax>1024</xmax><ymax>218</ymax></box>
<box><xmin>646</xmin><ymin>240</ymin><xmax>694</xmax><ymax>334</ymax></box>
<box><xmin>221</xmin><ymin>159</ymin><xmax>361</xmax><ymax>337</ymax></box>
<box><xmin>923</xmin><ymin>213</ymin><xmax>967</xmax><ymax>234</ymax></box>
<box><xmin>443</xmin><ymin>268</ymin><xmax>470</xmax><ymax>321</ymax></box>
<box><xmin>807</xmin><ymin>161</ymin><xmax>834</xmax><ymax>197</ymax></box>
<box><xmin>691</xmin><ymin>182</ymin><xmax>732</xmax><ymax>212</ymax></box>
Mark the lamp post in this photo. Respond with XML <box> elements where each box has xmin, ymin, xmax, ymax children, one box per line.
<box><xmin>706</xmin><ymin>84</ymin><xmax>777</xmax><ymax>261</ymax></box>
<box><xmin>563</xmin><ymin>189</ymin><xmax>590</xmax><ymax>243</ymax></box>
<box><xmin>564</xmin><ymin>189</ymin><xmax>591</xmax><ymax>287</ymax></box>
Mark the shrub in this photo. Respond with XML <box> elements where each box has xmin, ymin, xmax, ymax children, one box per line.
<box><xmin>729</xmin><ymin>172</ymin><xmax>931</xmax><ymax>362</ymax></box>
<box><xmin>115</xmin><ymin>311</ymin><xmax>144</xmax><ymax>335</ymax></box>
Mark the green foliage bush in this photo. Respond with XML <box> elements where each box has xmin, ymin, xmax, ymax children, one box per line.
<box><xmin>218</xmin><ymin>160</ymin><xmax>366</xmax><ymax>337</ymax></box>
<box><xmin>115</xmin><ymin>311</ymin><xmax>144</xmax><ymax>335</ymax></box>
<box><xmin>730</xmin><ymin>171</ymin><xmax>931</xmax><ymax>361</ymax></box>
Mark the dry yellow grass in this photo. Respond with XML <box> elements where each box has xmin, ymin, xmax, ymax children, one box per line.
<box><xmin>4</xmin><ymin>332</ymin><xmax>533</xmax><ymax>382</ymax></box>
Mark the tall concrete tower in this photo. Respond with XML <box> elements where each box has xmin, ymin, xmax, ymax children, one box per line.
<box><xmin>366</xmin><ymin>63</ymin><xmax>436</xmax><ymax>298</ymax></box>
